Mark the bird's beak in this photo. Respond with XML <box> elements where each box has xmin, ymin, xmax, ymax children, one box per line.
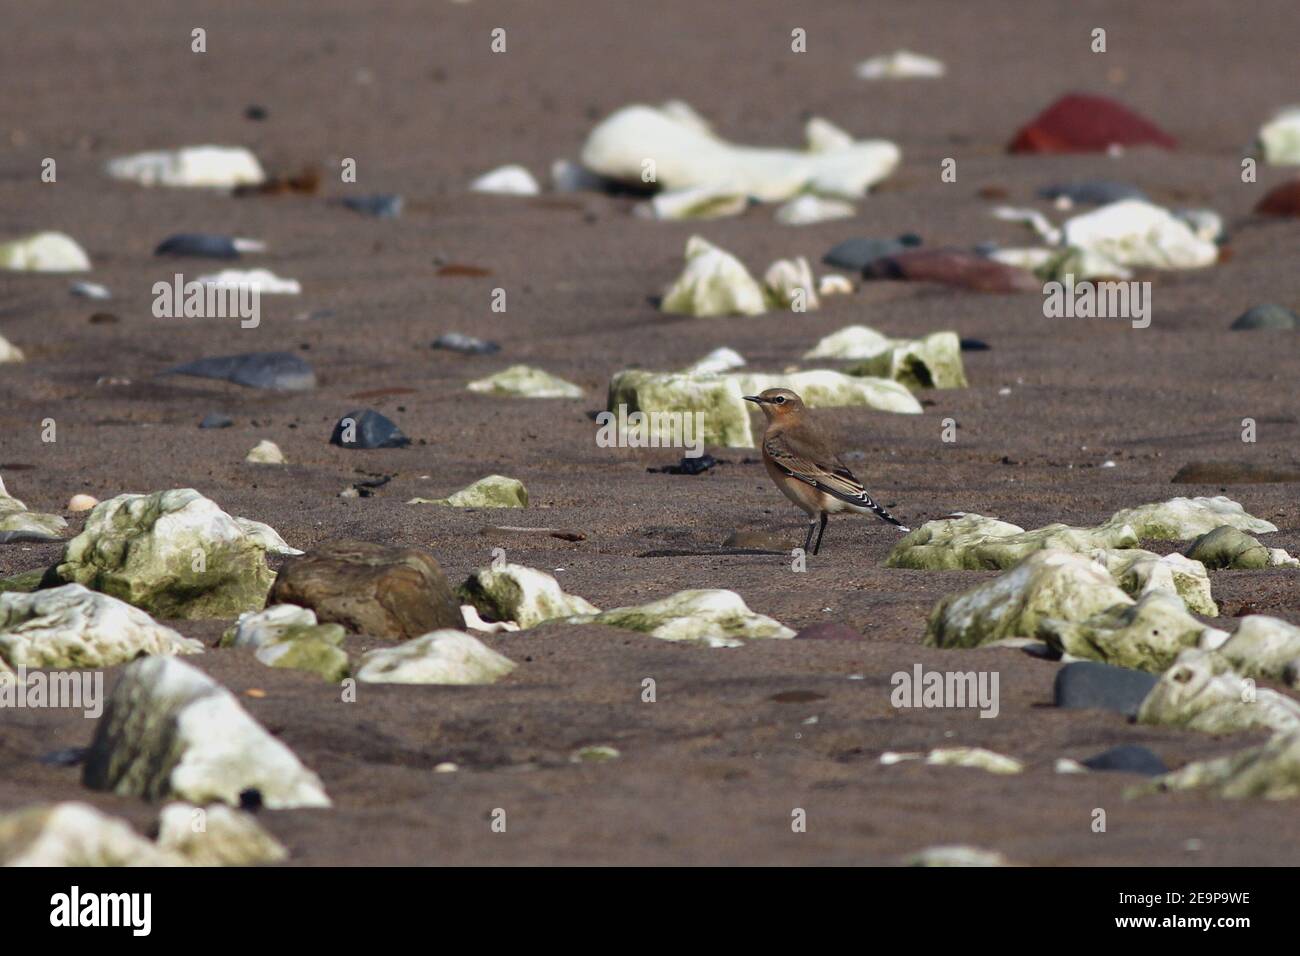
<box><xmin>743</xmin><ymin>395</ymin><xmax>765</xmax><ymax>404</ymax></box>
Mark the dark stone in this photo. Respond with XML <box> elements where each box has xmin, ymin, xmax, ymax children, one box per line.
<box><xmin>268</xmin><ymin>539</ymin><xmax>465</xmax><ymax>639</ymax></box>
<box><xmin>330</xmin><ymin>409</ymin><xmax>410</xmax><ymax>449</ymax></box>
<box><xmin>341</xmin><ymin>194</ymin><xmax>404</xmax><ymax>219</ymax></box>
<box><xmin>1008</xmin><ymin>93</ymin><xmax>1177</xmax><ymax>153</ymax></box>
<box><xmin>1038</xmin><ymin>180</ymin><xmax>1148</xmax><ymax>205</ymax></box>
<box><xmin>165</xmin><ymin>352</ymin><xmax>316</xmax><ymax>391</ymax></box>
<box><xmin>244</xmin><ymin>105</ymin><xmax>268</xmax><ymax>121</ymax></box>
<box><xmin>432</xmin><ymin>332</ymin><xmax>500</xmax><ymax>355</ymax></box>
<box><xmin>199</xmin><ymin>413</ymin><xmax>234</xmax><ymax>429</ymax></box>
<box><xmin>1172</xmin><ymin>460</ymin><xmax>1300</xmax><ymax>484</ymax></box>
<box><xmin>648</xmin><ymin>454</ymin><xmax>717</xmax><ymax>475</ymax></box>
<box><xmin>769</xmin><ymin>690</ymin><xmax>827</xmax><ymax>703</ymax></box>
<box><xmin>1230</xmin><ymin>304</ymin><xmax>1298</xmax><ymax>331</ymax></box>
<box><xmin>1080</xmin><ymin>744</ymin><xmax>1168</xmax><ymax>776</ymax></box>
<box><xmin>1254</xmin><ymin>180</ymin><xmax>1300</xmax><ymax>217</ymax></box>
<box><xmin>795</xmin><ymin>622</ymin><xmax>864</xmax><ymax>641</ymax></box>
<box><xmin>0</xmin><ymin>530</ymin><xmax>64</xmax><ymax>544</ymax></box>
<box><xmin>959</xmin><ymin>338</ymin><xmax>991</xmax><ymax>351</ymax></box>
<box><xmin>238</xmin><ymin>788</ymin><xmax>264</xmax><ymax>811</ymax></box>
<box><xmin>1054</xmin><ymin>661</ymin><xmax>1158</xmax><ymax>717</ymax></box>
<box><xmin>154</xmin><ymin>233</ymin><xmax>242</xmax><ymax>259</ymax></box>
<box><xmin>822</xmin><ymin>234</ymin><xmax>922</xmax><ymax>271</ymax></box>
<box><xmin>863</xmin><ymin>248</ymin><xmax>1041</xmax><ymax>293</ymax></box>
<box><xmin>38</xmin><ymin>746</ymin><xmax>89</xmax><ymax>767</ymax></box>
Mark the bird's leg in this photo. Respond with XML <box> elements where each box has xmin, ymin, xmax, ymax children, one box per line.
<box><xmin>803</xmin><ymin>516</ymin><xmax>817</xmax><ymax>554</ymax></box>
<box><xmin>812</xmin><ymin>512</ymin><xmax>828</xmax><ymax>555</ymax></box>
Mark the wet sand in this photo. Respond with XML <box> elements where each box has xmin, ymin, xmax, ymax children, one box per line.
<box><xmin>2</xmin><ymin>0</ymin><xmax>1300</xmax><ymax>865</ymax></box>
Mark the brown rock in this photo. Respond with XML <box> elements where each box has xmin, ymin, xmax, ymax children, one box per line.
<box><xmin>268</xmin><ymin>539</ymin><xmax>464</xmax><ymax>639</ymax></box>
<box><xmin>1172</xmin><ymin>460</ymin><xmax>1300</xmax><ymax>484</ymax></box>
<box><xmin>795</xmin><ymin>622</ymin><xmax>864</xmax><ymax>641</ymax></box>
<box><xmin>863</xmin><ymin>248</ymin><xmax>1040</xmax><ymax>293</ymax></box>
<box><xmin>1254</xmin><ymin>180</ymin><xmax>1300</xmax><ymax>217</ymax></box>
<box><xmin>1007</xmin><ymin>93</ymin><xmax>1177</xmax><ymax>153</ymax></box>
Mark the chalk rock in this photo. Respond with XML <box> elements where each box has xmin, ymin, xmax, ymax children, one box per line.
<box><xmin>83</xmin><ymin>656</ymin><xmax>329</xmax><ymax>808</ymax></box>
<box><xmin>925</xmin><ymin>549</ymin><xmax>1132</xmax><ymax>649</ymax></box>
<box><xmin>355</xmin><ymin>629</ymin><xmax>515</xmax><ymax>685</ymax></box>
<box><xmin>0</xmin><ymin>231</ymin><xmax>91</xmax><ymax>272</ymax></box>
<box><xmin>67</xmin><ymin>494</ymin><xmax>98</xmax><ymax>513</ymax></box>
<box><xmin>569</xmin><ymin>588</ymin><xmax>794</xmax><ymax>648</ymax></box>
<box><xmin>221</xmin><ymin>604</ymin><xmax>348</xmax><ymax>683</ymax></box>
<box><xmin>661</xmin><ymin>236</ymin><xmax>768</xmax><ymax>317</ymax></box>
<box><xmin>1136</xmin><ymin>730</ymin><xmax>1300</xmax><ymax>800</ymax></box>
<box><xmin>1008</xmin><ymin>93</ymin><xmax>1176</xmax><ymax>153</ymax></box>
<box><xmin>232</xmin><ymin>517</ymin><xmax>302</xmax><ymax>556</ymax></box>
<box><xmin>0</xmin><ymin>334</ymin><xmax>24</xmax><ymax>363</ymax></box>
<box><xmin>763</xmin><ymin>256</ymin><xmax>820</xmax><ymax>311</ymax></box>
<box><xmin>681</xmin><ymin>346</ymin><xmax>745</xmax><ymax>375</ymax></box>
<box><xmin>432</xmin><ymin>332</ymin><xmax>500</xmax><ymax>355</ymax></box>
<box><xmin>0</xmin><ymin>802</ymin><xmax>178</xmax><ymax>867</ymax></box>
<box><xmin>1209</xmin><ymin>615</ymin><xmax>1300</xmax><ymax>688</ymax></box>
<box><xmin>245</xmin><ymin>440</ymin><xmax>286</xmax><ymax>465</ymax></box>
<box><xmin>855</xmin><ymin>50</ymin><xmax>945</xmax><ymax>80</ymax></box>
<box><xmin>0</xmin><ymin>584</ymin><xmax>201</xmax><ymax>670</ymax></box>
<box><xmin>156</xmin><ymin>802</ymin><xmax>288</xmax><ymax>866</ymax></box>
<box><xmin>818</xmin><ymin>274</ymin><xmax>854</xmax><ymax>296</ymax></box>
<box><xmin>409</xmin><ymin>475</ymin><xmax>528</xmax><ymax>508</ymax></box>
<box><xmin>1137</xmin><ymin>649</ymin><xmax>1300</xmax><ymax>735</ymax></box>
<box><xmin>1256</xmin><ymin>107</ymin><xmax>1300</xmax><ymax>165</ymax></box>
<box><xmin>809</xmin><ymin>326</ymin><xmax>967</xmax><ymax>389</ymax></box>
<box><xmin>1184</xmin><ymin>525</ymin><xmax>1269</xmax><ymax>569</ymax></box>
<box><xmin>608</xmin><ymin>369</ymin><xmax>754</xmax><ymax>447</ymax></box>
<box><xmin>907</xmin><ymin>845</ymin><xmax>1008</xmax><ymax>867</ymax></box>
<box><xmin>0</xmin><ymin>474</ymin><xmax>67</xmax><ymax>542</ymax></box>
<box><xmin>51</xmin><ymin>490</ymin><xmax>277</xmax><ymax>619</ymax></box>
<box><xmin>1038</xmin><ymin>591</ymin><xmax>1221</xmax><ymax>672</ymax></box>
<box><xmin>196</xmin><ymin>268</ymin><xmax>301</xmax><ymax>294</ymax></box>
<box><xmin>887</xmin><ymin>514</ymin><xmax>1134</xmax><ymax>571</ymax></box>
<box><xmin>1101</xmin><ymin>496</ymin><xmax>1276</xmax><ymax>540</ymax></box>
<box><xmin>458</xmin><ymin>563</ymin><xmax>598</xmax><ymax>628</ymax></box>
<box><xmin>731</xmin><ymin>369</ymin><xmax>923</xmax><ymax>414</ymax></box>
<box><xmin>106</xmin><ymin>146</ymin><xmax>266</xmax><ymax>188</ymax></box>
<box><xmin>581</xmin><ymin>103</ymin><xmax>899</xmax><ymax>201</ymax></box>
<box><xmin>1060</xmin><ymin>200</ymin><xmax>1218</xmax><ymax>272</ymax></box>
<box><xmin>775</xmin><ymin>195</ymin><xmax>856</xmax><ymax>226</ymax></box>
<box><xmin>268</xmin><ymin>539</ymin><xmax>464</xmax><ymax>639</ymax></box>
<box><xmin>70</xmin><ymin>280</ymin><xmax>112</xmax><ymax>299</ymax></box>
<box><xmin>641</xmin><ymin>184</ymin><xmax>749</xmax><ymax>220</ymax></box>
<box><xmin>883</xmin><ymin>747</ymin><xmax>1022</xmax><ymax>774</ymax></box>
<box><xmin>468</xmin><ymin>364</ymin><xmax>584</xmax><ymax>399</ymax></box>
<box><xmin>470</xmin><ymin>164</ymin><xmax>540</xmax><ymax>195</ymax></box>
<box><xmin>1089</xmin><ymin>548</ymin><xmax>1217</xmax><ymax>616</ymax></box>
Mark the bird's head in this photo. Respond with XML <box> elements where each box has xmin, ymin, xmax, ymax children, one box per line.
<box><xmin>743</xmin><ymin>387</ymin><xmax>805</xmax><ymax>421</ymax></box>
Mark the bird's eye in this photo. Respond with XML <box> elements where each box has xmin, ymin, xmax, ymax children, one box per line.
<box><xmin>774</xmin><ymin>396</ymin><xmax>786</xmax><ymax>404</ymax></box>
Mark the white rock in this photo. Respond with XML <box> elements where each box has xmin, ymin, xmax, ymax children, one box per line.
<box><xmin>232</xmin><ymin>516</ymin><xmax>303</xmax><ymax>556</ymax></box>
<box><xmin>355</xmin><ymin>630</ymin><xmax>516</xmax><ymax>684</ymax></box>
<box><xmin>0</xmin><ymin>802</ymin><xmax>178</xmax><ymax>867</ymax></box>
<box><xmin>732</xmin><ymin>369</ymin><xmax>923</xmax><ymax>414</ymax></box>
<box><xmin>855</xmin><ymin>50</ymin><xmax>946</xmax><ymax>80</ymax></box>
<box><xmin>992</xmin><ymin>206</ymin><xmax>1062</xmax><ymax>245</ymax></box>
<box><xmin>1061</xmin><ymin>199</ymin><xmax>1219</xmax><ymax>271</ymax></box>
<box><xmin>571</xmin><ymin>588</ymin><xmax>795</xmax><ymax>648</ymax></box>
<box><xmin>156</xmin><ymin>802</ymin><xmax>288</xmax><ymax>866</ymax></box>
<box><xmin>1256</xmin><ymin>107</ymin><xmax>1300</xmax><ymax>165</ymax></box>
<box><xmin>460</xmin><ymin>604</ymin><xmax>520</xmax><ymax>633</ymax></box>
<box><xmin>803</xmin><ymin>324</ymin><xmax>895</xmax><ymax>360</ymax></box>
<box><xmin>763</xmin><ymin>256</ymin><xmax>820</xmax><ymax>311</ymax></box>
<box><xmin>0</xmin><ymin>231</ymin><xmax>91</xmax><ymax>272</ymax></box>
<box><xmin>459</xmin><ymin>563</ymin><xmax>599</xmax><ymax>628</ymax></box>
<box><xmin>70</xmin><ymin>281</ymin><xmax>111</xmax><ymax>300</ymax></box>
<box><xmin>67</xmin><ymin>494</ymin><xmax>98</xmax><ymax>512</ymax></box>
<box><xmin>580</xmin><ymin>102</ymin><xmax>899</xmax><ymax>202</ymax></box>
<box><xmin>245</xmin><ymin>440</ymin><xmax>286</xmax><ymax>465</ymax></box>
<box><xmin>105</xmin><ymin>146</ymin><xmax>265</xmax><ymax>188</ymax></box>
<box><xmin>640</xmin><ymin>183</ymin><xmax>749</xmax><ymax>220</ymax></box>
<box><xmin>817</xmin><ymin>274</ymin><xmax>855</xmax><ymax>296</ymax></box>
<box><xmin>775</xmin><ymin>194</ymin><xmax>856</xmax><ymax>226</ymax></box>
<box><xmin>470</xmin><ymin>164</ymin><xmax>540</xmax><ymax>195</ymax></box>
<box><xmin>225</xmin><ymin>604</ymin><xmax>332</xmax><ymax>650</ymax></box>
<box><xmin>680</xmin><ymin>346</ymin><xmax>746</xmax><ymax>375</ymax></box>
<box><xmin>0</xmin><ymin>584</ymin><xmax>202</xmax><ymax>670</ymax></box>
<box><xmin>467</xmin><ymin>364</ymin><xmax>584</xmax><ymax>398</ymax></box>
<box><xmin>0</xmin><ymin>334</ymin><xmax>24</xmax><ymax>363</ymax></box>
<box><xmin>197</xmin><ymin>269</ymin><xmax>301</xmax><ymax>294</ymax></box>
<box><xmin>83</xmin><ymin>656</ymin><xmax>330</xmax><ymax>808</ymax></box>
<box><xmin>988</xmin><ymin>247</ymin><xmax>1055</xmax><ymax>272</ymax></box>
<box><xmin>661</xmin><ymin>236</ymin><xmax>768</xmax><ymax>317</ymax></box>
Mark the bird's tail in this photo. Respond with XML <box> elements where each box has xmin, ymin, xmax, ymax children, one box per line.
<box><xmin>849</xmin><ymin>492</ymin><xmax>910</xmax><ymax>532</ymax></box>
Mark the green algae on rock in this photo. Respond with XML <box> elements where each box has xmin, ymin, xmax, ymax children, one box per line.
<box><xmin>661</xmin><ymin>236</ymin><xmax>768</xmax><ymax>317</ymax></box>
<box><xmin>467</xmin><ymin>364</ymin><xmax>584</xmax><ymax>399</ymax></box>
<box><xmin>568</xmin><ymin>588</ymin><xmax>795</xmax><ymax>648</ymax></box>
<box><xmin>354</xmin><ymin>629</ymin><xmax>516</xmax><ymax>685</ymax></box>
<box><xmin>458</xmin><ymin>563</ymin><xmax>598</xmax><ymax>628</ymax></box>
<box><xmin>1132</xmin><ymin>730</ymin><xmax>1300</xmax><ymax>800</ymax></box>
<box><xmin>50</xmin><ymin>489</ymin><xmax>277</xmax><ymax>619</ymax></box>
<box><xmin>1038</xmin><ymin>591</ymin><xmax>1219</xmax><ymax>672</ymax></box>
<box><xmin>1136</xmin><ymin>649</ymin><xmax>1300</xmax><ymax>736</ymax></box>
<box><xmin>805</xmin><ymin>325</ymin><xmax>967</xmax><ymax>389</ymax></box>
<box><xmin>0</xmin><ymin>584</ymin><xmax>202</xmax><ymax>670</ymax></box>
<box><xmin>608</xmin><ymin>369</ymin><xmax>755</xmax><ymax>447</ymax></box>
<box><xmin>730</xmin><ymin>369</ymin><xmax>922</xmax><ymax>414</ymax></box>
<box><xmin>408</xmin><ymin>475</ymin><xmax>528</xmax><ymax>508</ymax></box>
<box><xmin>1101</xmin><ymin>496</ymin><xmax>1277</xmax><ymax>540</ymax></box>
<box><xmin>0</xmin><ymin>802</ymin><xmax>179</xmax><ymax>867</ymax></box>
<box><xmin>156</xmin><ymin>802</ymin><xmax>288</xmax><ymax>866</ymax></box>
<box><xmin>1184</xmin><ymin>525</ymin><xmax>1271</xmax><ymax>569</ymax></box>
<box><xmin>221</xmin><ymin>604</ymin><xmax>349</xmax><ymax>683</ymax></box>
<box><xmin>925</xmin><ymin>550</ymin><xmax>1131</xmax><ymax>649</ymax></box>
<box><xmin>0</xmin><ymin>473</ymin><xmax>67</xmax><ymax>541</ymax></box>
<box><xmin>83</xmin><ymin>656</ymin><xmax>330</xmax><ymax>809</ymax></box>
<box><xmin>1090</xmin><ymin>548</ymin><xmax>1217</xmax><ymax>616</ymax></box>
<box><xmin>1206</xmin><ymin>615</ymin><xmax>1300</xmax><ymax>688</ymax></box>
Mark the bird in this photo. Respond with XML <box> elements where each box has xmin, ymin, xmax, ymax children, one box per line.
<box><xmin>744</xmin><ymin>387</ymin><xmax>909</xmax><ymax>555</ymax></box>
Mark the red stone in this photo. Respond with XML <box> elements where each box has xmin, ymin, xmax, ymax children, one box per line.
<box><xmin>863</xmin><ymin>248</ymin><xmax>1041</xmax><ymax>293</ymax></box>
<box><xmin>1008</xmin><ymin>93</ymin><xmax>1177</xmax><ymax>154</ymax></box>
<box><xmin>1254</xmin><ymin>179</ymin><xmax>1300</xmax><ymax>216</ymax></box>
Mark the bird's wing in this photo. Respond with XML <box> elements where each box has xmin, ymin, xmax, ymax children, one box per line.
<box><xmin>764</xmin><ymin>431</ymin><xmax>908</xmax><ymax>528</ymax></box>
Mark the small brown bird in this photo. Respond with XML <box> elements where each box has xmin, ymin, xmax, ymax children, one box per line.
<box><xmin>744</xmin><ymin>388</ymin><xmax>909</xmax><ymax>554</ymax></box>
